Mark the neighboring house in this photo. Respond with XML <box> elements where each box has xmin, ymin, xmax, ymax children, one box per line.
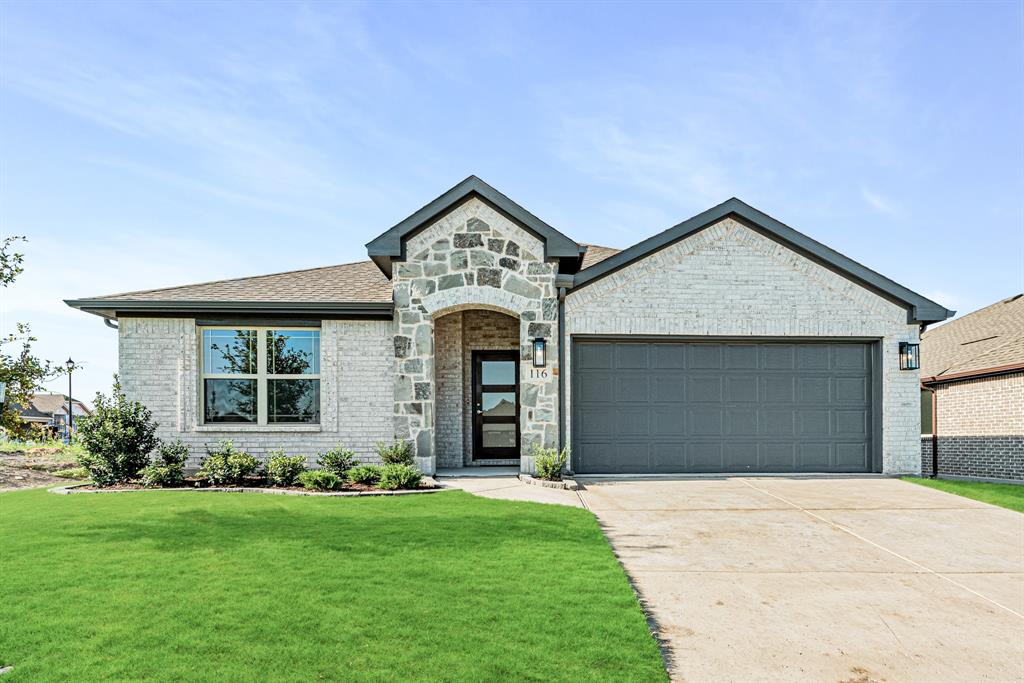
<box><xmin>66</xmin><ymin>176</ymin><xmax>953</xmax><ymax>475</ymax></box>
<box><xmin>16</xmin><ymin>393</ymin><xmax>92</xmax><ymax>438</ymax></box>
<box><xmin>920</xmin><ymin>295</ymin><xmax>1024</xmax><ymax>481</ymax></box>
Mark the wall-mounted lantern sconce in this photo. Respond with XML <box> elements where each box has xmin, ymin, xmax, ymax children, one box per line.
<box><xmin>899</xmin><ymin>342</ymin><xmax>920</xmax><ymax>371</ymax></box>
<box><xmin>532</xmin><ymin>338</ymin><xmax>547</xmax><ymax>368</ymax></box>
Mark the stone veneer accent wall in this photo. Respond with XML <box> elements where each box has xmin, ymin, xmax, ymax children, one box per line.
<box><xmin>434</xmin><ymin>309</ymin><xmax>520</xmax><ymax>467</ymax></box>
<box><xmin>391</xmin><ymin>197</ymin><xmax>560</xmax><ymax>474</ymax></box>
<box><xmin>117</xmin><ymin>317</ymin><xmax>393</xmax><ymax>468</ymax></box>
<box><xmin>564</xmin><ymin>217</ymin><xmax>923</xmax><ymax>474</ymax></box>
<box><xmin>921</xmin><ymin>373</ymin><xmax>1024</xmax><ymax>480</ymax></box>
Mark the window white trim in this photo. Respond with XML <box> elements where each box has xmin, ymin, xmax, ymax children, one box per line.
<box><xmin>198</xmin><ymin>325</ymin><xmax>321</xmax><ymax>426</ymax></box>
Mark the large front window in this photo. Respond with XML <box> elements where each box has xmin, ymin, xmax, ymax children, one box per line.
<box><xmin>201</xmin><ymin>327</ymin><xmax>320</xmax><ymax>425</ymax></box>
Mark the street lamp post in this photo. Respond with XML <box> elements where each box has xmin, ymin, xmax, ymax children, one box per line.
<box><xmin>65</xmin><ymin>358</ymin><xmax>74</xmax><ymax>442</ymax></box>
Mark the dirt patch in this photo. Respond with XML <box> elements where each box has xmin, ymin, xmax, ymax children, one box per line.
<box><xmin>0</xmin><ymin>463</ymin><xmax>80</xmax><ymax>491</ymax></box>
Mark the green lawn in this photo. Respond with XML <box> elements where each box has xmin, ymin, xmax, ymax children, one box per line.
<box><xmin>0</xmin><ymin>488</ymin><xmax>666</xmax><ymax>682</ymax></box>
<box><xmin>903</xmin><ymin>477</ymin><xmax>1024</xmax><ymax>513</ymax></box>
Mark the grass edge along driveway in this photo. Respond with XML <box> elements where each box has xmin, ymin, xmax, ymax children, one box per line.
<box><xmin>0</xmin><ymin>488</ymin><xmax>666</xmax><ymax>682</ymax></box>
<box><xmin>903</xmin><ymin>476</ymin><xmax>1024</xmax><ymax>513</ymax></box>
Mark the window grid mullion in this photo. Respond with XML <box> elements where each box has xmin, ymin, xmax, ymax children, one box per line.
<box><xmin>258</xmin><ymin>330</ymin><xmax>268</xmax><ymax>425</ymax></box>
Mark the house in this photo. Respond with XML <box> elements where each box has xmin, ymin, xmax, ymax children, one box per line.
<box><xmin>16</xmin><ymin>393</ymin><xmax>92</xmax><ymax>438</ymax></box>
<box><xmin>66</xmin><ymin>176</ymin><xmax>953</xmax><ymax>475</ymax></box>
<box><xmin>920</xmin><ymin>294</ymin><xmax>1023</xmax><ymax>482</ymax></box>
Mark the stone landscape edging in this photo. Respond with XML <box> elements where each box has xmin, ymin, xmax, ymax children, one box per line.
<box><xmin>518</xmin><ymin>474</ymin><xmax>579</xmax><ymax>491</ymax></box>
<box><xmin>49</xmin><ymin>478</ymin><xmax>444</xmax><ymax>498</ymax></box>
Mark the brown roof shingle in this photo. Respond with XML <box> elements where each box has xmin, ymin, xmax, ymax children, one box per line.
<box><xmin>921</xmin><ymin>294</ymin><xmax>1024</xmax><ymax>379</ymax></box>
<box><xmin>579</xmin><ymin>244</ymin><xmax>621</xmax><ymax>270</ymax></box>
<box><xmin>79</xmin><ymin>260</ymin><xmax>392</xmax><ymax>304</ymax></box>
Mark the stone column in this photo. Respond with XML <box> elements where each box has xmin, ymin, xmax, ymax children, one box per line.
<box><xmin>393</xmin><ymin>279</ymin><xmax>436</xmax><ymax>474</ymax></box>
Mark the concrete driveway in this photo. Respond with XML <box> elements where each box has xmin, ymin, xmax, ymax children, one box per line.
<box><xmin>578</xmin><ymin>477</ymin><xmax>1024</xmax><ymax>683</ymax></box>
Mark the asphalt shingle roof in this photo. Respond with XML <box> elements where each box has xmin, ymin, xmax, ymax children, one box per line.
<box><xmin>80</xmin><ymin>260</ymin><xmax>393</xmax><ymax>304</ymax></box>
<box><xmin>920</xmin><ymin>294</ymin><xmax>1024</xmax><ymax>379</ymax></box>
<box><xmin>579</xmin><ymin>244</ymin><xmax>621</xmax><ymax>270</ymax></box>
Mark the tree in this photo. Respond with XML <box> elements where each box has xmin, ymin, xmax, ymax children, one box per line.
<box><xmin>0</xmin><ymin>235</ymin><xmax>75</xmax><ymax>436</ymax></box>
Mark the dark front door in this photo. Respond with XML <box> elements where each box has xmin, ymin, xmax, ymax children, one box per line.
<box><xmin>472</xmin><ymin>350</ymin><xmax>520</xmax><ymax>460</ymax></box>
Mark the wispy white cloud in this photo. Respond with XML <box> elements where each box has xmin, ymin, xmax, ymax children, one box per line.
<box><xmin>861</xmin><ymin>187</ymin><xmax>899</xmax><ymax>216</ymax></box>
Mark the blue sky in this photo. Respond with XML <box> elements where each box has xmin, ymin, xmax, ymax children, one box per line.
<box><xmin>2</xmin><ymin>0</ymin><xmax>1022</xmax><ymax>404</ymax></box>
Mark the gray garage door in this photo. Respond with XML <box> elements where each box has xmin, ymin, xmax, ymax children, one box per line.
<box><xmin>572</xmin><ymin>340</ymin><xmax>875</xmax><ymax>474</ymax></box>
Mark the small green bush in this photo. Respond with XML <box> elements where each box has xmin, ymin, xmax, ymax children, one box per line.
<box><xmin>265</xmin><ymin>450</ymin><xmax>306</xmax><ymax>487</ymax></box>
<box><xmin>375</xmin><ymin>439</ymin><xmax>414</xmax><ymax>466</ymax></box>
<box><xmin>377</xmin><ymin>463</ymin><xmax>422</xmax><ymax>490</ymax></box>
<box><xmin>138</xmin><ymin>440</ymin><xmax>190</xmax><ymax>488</ymax></box>
<box><xmin>139</xmin><ymin>464</ymin><xmax>184</xmax><ymax>488</ymax></box>
<box><xmin>298</xmin><ymin>469</ymin><xmax>341</xmax><ymax>491</ymax></box>
<box><xmin>532</xmin><ymin>444</ymin><xmax>570</xmax><ymax>481</ymax></box>
<box><xmin>52</xmin><ymin>466</ymin><xmax>90</xmax><ymax>480</ymax></box>
<box><xmin>317</xmin><ymin>445</ymin><xmax>357</xmax><ymax>476</ymax></box>
<box><xmin>347</xmin><ymin>464</ymin><xmax>382</xmax><ymax>486</ymax></box>
<box><xmin>75</xmin><ymin>377</ymin><xmax>160</xmax><ymax>486</ymax></box>
<box><xmin>198</xmin><ymin>441</ymin><xmax>260</xmax><ymax>486</ymax></box>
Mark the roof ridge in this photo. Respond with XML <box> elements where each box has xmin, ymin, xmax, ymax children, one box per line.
<box><xmin>923</xmin><ymin>292</ymin><xmax>1024</xmax><ymax>340</ymax></box>
<box><xmin>83</xmin><ymin>259</ymin><xmax>377</xmax><ymax>301</ymax></box>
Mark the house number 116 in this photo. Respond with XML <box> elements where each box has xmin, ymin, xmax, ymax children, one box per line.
<box><xmin>529</xmin><ymin>368</ymin><xmax>549</xmax><ymax>379</ymax></box>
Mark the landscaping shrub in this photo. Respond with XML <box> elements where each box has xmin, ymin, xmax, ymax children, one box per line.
<box><xmin>138</xmin><ymin>440</ymin><xmax>189</xmax><ymax>488</ymax></box>
<box><xmin>265</xmin><ymin>450</ymin><xmax>307</xmax><ymax>487</ymax></box>
<box><xmin>317</xmin><ymin>445</ymin><xmax>357</xmax><ymax>476</ymax></box>
<box><xmin>377</xmin><ymin>463</ymin><xmax>422</xmax><ymax>491</ymax></box>
<box><xmin>298</xmin><ymin>469</ymin><xmax>341</xmax><ymax>491</ymax></box>
<box><xmin>375</xmin><ymin>439</ymin><xmax>414</xmax><ymax>466</ymax></box>
<box><xmin>198</xmin><ymin>441</ymin><xmax>260</xmax><ymax>486</ymax></box>
<box><xmin>75</xmin><ymin>377</ymin><xmax>160</xmax><ymax>486</ymax></box>
<box><xmin>347</xmin><ymin>464</ymin><xmax>382</xmax><ymax>486</ymax></box>
<box><xmin>52</xmin><ymin>466</ymin><xmax>90</xmax><ymax>480</ymax></box>
<box><xmin>532</xmin><ymin>444</ymin><xmax>570</xmax><ymax>481</ymax></box>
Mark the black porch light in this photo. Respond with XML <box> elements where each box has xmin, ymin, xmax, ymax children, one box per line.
<box><xmin>899</xmin><ymin>342</ymin><xmax>920</xmax><ymax>371</ymax></box>
<box><xmin>532</xmin><ymin>338</ymin><xmax>547</xmax><ymax>368</ymax></box>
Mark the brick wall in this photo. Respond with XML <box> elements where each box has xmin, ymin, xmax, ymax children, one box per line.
<box><xmin>921</xmin><ymin>373</ymin><xmax>1024</xmax><ymax>480</ymax></box>
<box><xmin>564</xmin><ymin>217</ymin><xmax>922</xmax><ymax>474</ymax></box>
<box><xmin>118</xmin><ymin>317</ymin><xmax>394</xmax><ymax>468</ymax></box>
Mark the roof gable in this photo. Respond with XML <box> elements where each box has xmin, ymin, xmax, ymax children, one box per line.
<box><xmin>572</xmin><ymin>197</ymin><xmax>954</xmax><ymax>324</ymax></box>
<box><xmin>366</xmin><ymin>176</ymin><xmax>582</xmax><ymax>277</ymax></box>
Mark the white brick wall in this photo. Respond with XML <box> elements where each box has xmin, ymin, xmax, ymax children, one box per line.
<box><xmin>564</xmin><ymin>218</ymin><xmax>922</xmax><ymax>474</ymax></box>
<box><xmin>118</xmin><ymin>317</ymin><xmax>394</xmax><ymax>468</ymax></box>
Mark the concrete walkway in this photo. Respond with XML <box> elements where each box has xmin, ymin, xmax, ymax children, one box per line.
<box><xmin>578</xmin><ymin>476</ymin><xmax>1024</xmax><ymax>683</ymax></box>
<box><xmin>438</xmin><ymin>473</ymin><xmax>584</xmax><ymax>507</ymax></box>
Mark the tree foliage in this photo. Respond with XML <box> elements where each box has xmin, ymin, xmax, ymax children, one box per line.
<box><xmin>0</xmin><ymin>236</ymin><xmax>74</xmax><ymax>436</ymax></box>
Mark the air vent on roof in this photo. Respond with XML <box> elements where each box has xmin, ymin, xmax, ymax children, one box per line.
<box><xmin>1004</xmin><ymin>294</ymin><xmax>1023</xmax><ymax>303</ymax></box>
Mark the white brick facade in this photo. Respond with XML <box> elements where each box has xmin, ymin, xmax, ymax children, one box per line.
<box><xmin>564</xmin><ymin>218</ymin><xmax>922</xmax><ymax>474</ymax></box>
<box><xmin>118</xmin><ymin>317</ymin><xmax>394</xmax><ymax>468</ymax></box>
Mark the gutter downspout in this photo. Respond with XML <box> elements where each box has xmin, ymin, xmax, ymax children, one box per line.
<box><xmin>557</xmin><ymin>286</ymin><xmax>566</xmax><ymax>454</ymax></box>
<box><xmin>104</xmin><ymin>318</ymin><xmax>118</xmax><ymax>330</ymax></box>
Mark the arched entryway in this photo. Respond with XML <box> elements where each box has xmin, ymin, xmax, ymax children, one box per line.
<box><xmin>434</xmin><ymin>308</ymin><xmax>520</xmax><ymax>468</ymax></box>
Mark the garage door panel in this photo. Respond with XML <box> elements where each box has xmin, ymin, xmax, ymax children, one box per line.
<box><xmin>653</xmin><ymin>344</ymin><xmax>686</xmax><ymax>369</ymax></box>
<box><xmin>616</xmin><ymin>375</ymin><xmax>649</xmax><ymax>402</ymax></box>
<box><xmin>616</xmin><ymin>408</ymin><xmax>650</xmax><ymax>436</ymax></box>
<box><xmin>688</xmin><ymin>376</ymin><xmax>723</xmax><ymax>402</ymax></box>
<box><xmin>835</xmin><ymin>377</ymin><xmax>868</xmax><ymax>402</ymax></box>
<box><xmin>690</xmin><ymin>408</ymin><xmax>723</xmax><ymax>436</ymax></box>
<box><xmin>725</xmin><ymin>408</ymin><xmax>757</xmax><ymax>436</ymax></box>
<box><xmin>651</xmin><ymin>443</ymin><xmax>685</xmax><ymax>472</ymax></box>
<box><xmin>652</xmin><ymin>408</ymin><xmax>685</xmax><ymax>437</ymax></box>
<box><xmin>836</xmin><ymin>442</ymin><xmax>869</xmax><ymax>469</ymax></box>
<box><xmin>726</xmin><ymin>344</ymin><xmax>759</xmax><ymax>369</ymax></box>
<box><xmin>798</xmin><ymin>443</ymin><xmax>832</xmax><ymax>469</ymax></box>
<box><xmin>577</xmin><ymin>373</ymin><xmax>613</xmax><ymax>403</ymax></box>
<box><xmin>689</xmin><ymin>443</ymin><xmax>724</xmax><ymax>471</ymax></box>
<box><xmin>690</xmin><ymin>344</ymin><xmax>723</xmax><ymax>369</ymax></box>
<box><xmin>724</xmin><ymin>442</ymin><xmax>758</xmax><ymax>469</ymax></box>
<box><xmin>799</xmin><ymin>377</ymin><xmax>831</xmax><ymax>403</ymax></box>
<box><xmin>725</xmin><ymin>376</ymin><xmax>758</xmax><ymax>402</ymax></box>
<box><xmin>573</xmin><ymin>340</ymin><xmax>873</xmax><ymax>474</ymax></box>
<box><xmin>577</xmin><ymin>343</ymin><xmax>613</xmax><ymax>369</ymax></box>
<box><xmin>652</xmin><ymin>375</ymin><xmax>685</xmax><ymax>402</ymax></box>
